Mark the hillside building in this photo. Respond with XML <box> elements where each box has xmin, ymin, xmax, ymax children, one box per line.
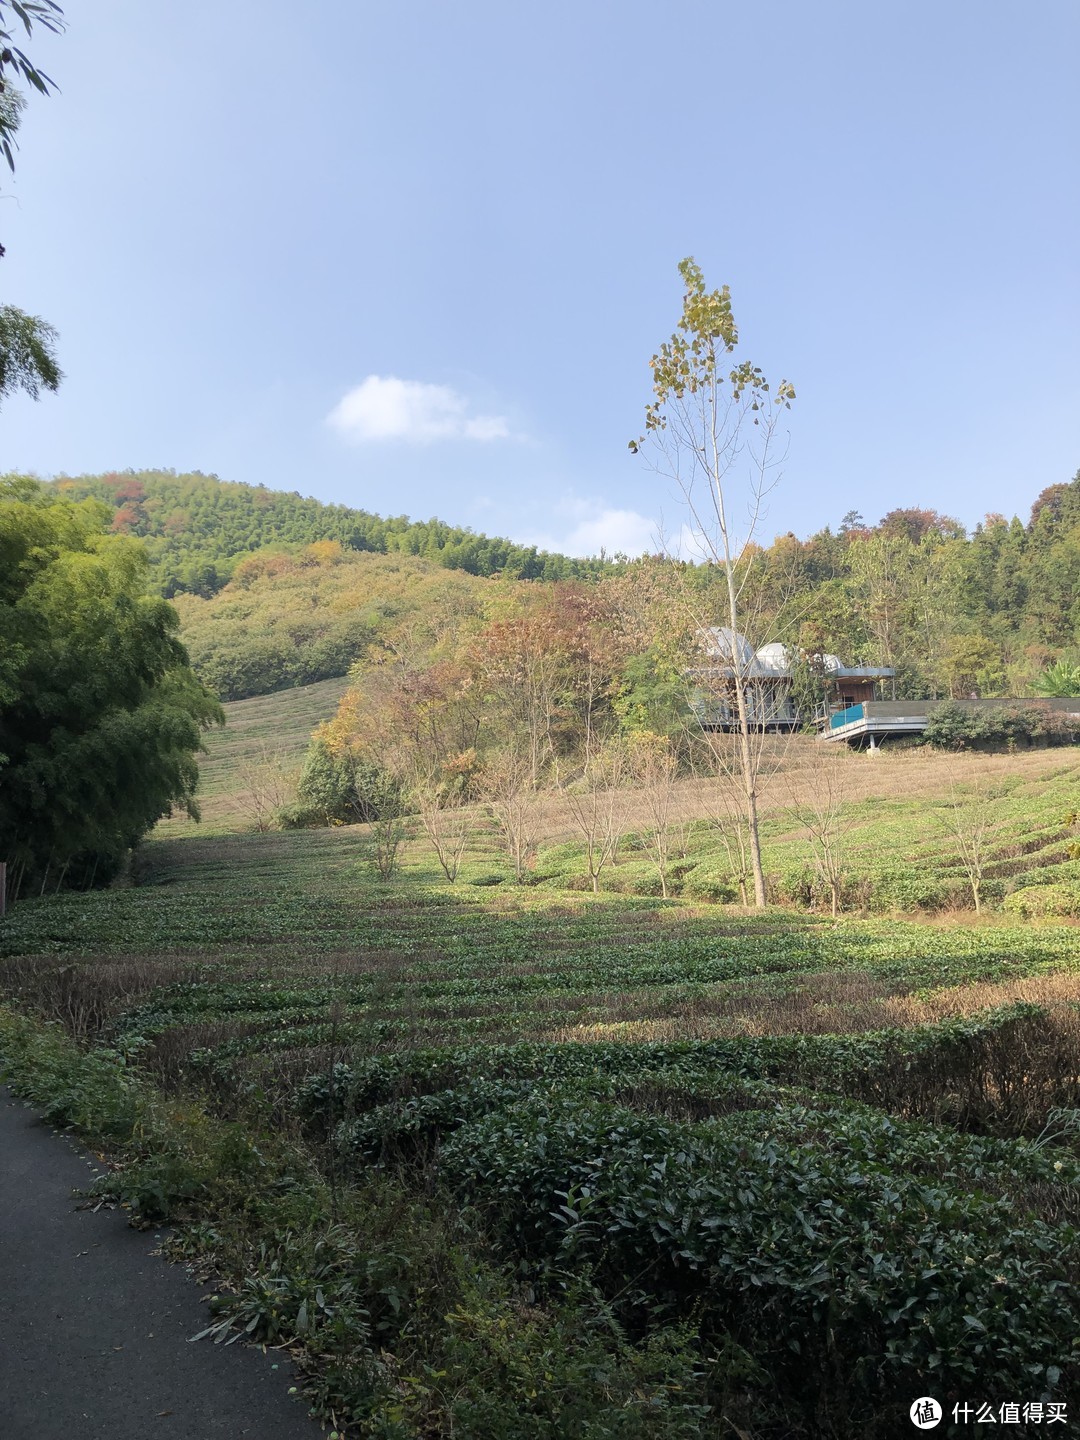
<box><xmin>690</xmin><ymin>628</ymin><xmax>895</xmax><ymax>730</ymax></box>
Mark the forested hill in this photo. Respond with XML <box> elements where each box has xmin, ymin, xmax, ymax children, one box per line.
<box><xmin>41</xmin><ymin>470</ymin><xmax>602</xmax><ymax>597</ymax></box>
<box><xmin>33</xmin><ymin>463</ymin><xmax>1080</xmax><ymax>707</ymax></box>
<box><xmin>172</xmin><ymin>550</ymin><xmax>493</xmax><ymax>701</ymax></box>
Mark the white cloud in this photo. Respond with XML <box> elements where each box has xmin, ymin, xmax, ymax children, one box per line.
<box><xmin>673</xmin><ymin>522</ymin><xmax>717</xmax><ymax>563</ymax></box>
<box><xmin>327</xmin><ymin>375</ymin><xmax>512</xmax><ymax>444</ymax></box>
<box><xmin>520</xmin><ymin>496</ymin><xmax>659</xmax><ymax>559</ymax></box>
<box><xmin>562</xmin><ymin>506</ymin><xmax>658</xmax><ymax>558</ymax></box>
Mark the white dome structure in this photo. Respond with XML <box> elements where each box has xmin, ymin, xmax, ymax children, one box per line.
<box><xmin>703</xmin><ymin>627</ymin><xmax>755</xmax><ymax>666</ymax></box>
<box><xmin>755</xmin><ymin>642</ymin><xmax>791</xmax><ymax>673</ymax></box>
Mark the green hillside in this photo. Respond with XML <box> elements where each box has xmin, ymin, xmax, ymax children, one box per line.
<box><xmin>42</xmin><ymin>469</ymin><xmax>605</xmax><ymax>597</ymax></box>
<box><xmin>32</xmin><ymin>463</ymin><xmax>1080</xmax><ymax>711</ymax></box>
<box><xmin>171</xmin><ymin>548</ymin><xmax>495</xmax><ymax>699</ymax></box>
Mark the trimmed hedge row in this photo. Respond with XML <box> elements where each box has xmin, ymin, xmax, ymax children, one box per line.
<box><xmin>441</xmin><ymin>1093</ymin><xmax>1078</xmax><ymax>1425</ymax></box>
<box><xmin>297</xmin><ymin>1003</ymin><xmax>1079</xmax><ymax>1136</ymax></box>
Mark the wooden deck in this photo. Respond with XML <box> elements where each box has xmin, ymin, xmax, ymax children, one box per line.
<box><xmin>822</xmin><ymin>701</ymin><xmax>929</xmax><ymax>744</ymax></box>
<box><xmin>822</xmin><ymin>698</ymin><xmax>1080</xmax><ymax>746</ymax></box>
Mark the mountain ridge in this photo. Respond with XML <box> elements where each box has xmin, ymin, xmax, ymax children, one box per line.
<box><xmin>41</xmin><ymin>468</ymin><xmax>608</xmax><ymax>598</ymax></box>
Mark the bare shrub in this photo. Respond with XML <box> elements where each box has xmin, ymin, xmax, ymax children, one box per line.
<box><xmin>235</xmin><ymin>744</ymin><xmax>299</xmax><ymax>832</ymax></box>
<box><xmin>0</xmin><ymin>956</ymin><xmax>197</xmax><ymax>1043</ymax></box>
<box><xmin>563</xmin><ymin>743</ymin><xmax>629</xmax><ymax>894</ymax></box>
<box><xmin>415</xmin><ymin>791</ymin><xmax>471</xmax><ymax>882</ymax></box>
<box><xmin>365</xmin><ymin>812</ymin><xmax>412</xmax><ymax>881</ymax></box>
<box><xmin>784</xmin><ymin>748</ymin><xmax>853</xmax><ymax>916</ymax></box>
<box><xmin>690</xmin><ymin>729</ymin><xmax>789</xmax><ymax>905</ymax></box>
<box><xmin>935</xmin><ymin>772</ymin><xmax>999</xmax><ymax>913</ymax></box>
<box><xmin>480</xmin><ymin>747</ymin><xmax>543</xmax><ymax>882</ymax></box>
<box><xmin>626</xmin><ymin>731</ymin><xmax>685</xmax><ymax>898</ymax></box>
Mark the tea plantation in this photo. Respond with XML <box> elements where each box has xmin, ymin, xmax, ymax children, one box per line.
<box><xmin>3</xmin><ymin>827</ymin><xmax>1080</xmax><ymax>1437</ymax></box>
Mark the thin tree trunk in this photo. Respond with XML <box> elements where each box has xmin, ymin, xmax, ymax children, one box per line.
<box><xmin>727</xmin><ymin>579</ymin><xmax>766</xmax><ymax>908</ymax></box>
<box><xmin>710</xmin><ymin>363</ymin><xmax>767</xmax><ymax>910</ymax></box>
<box><xmin>737</xmin><ymin>705</ymin><xmax>766</xmax><ymax>906</ymax></box>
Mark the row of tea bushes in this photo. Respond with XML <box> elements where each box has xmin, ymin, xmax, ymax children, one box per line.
<box><xmin>441</xmin><ymin>1092</ymin><xmax>1077</xmax><ymax>1426</ymax></box>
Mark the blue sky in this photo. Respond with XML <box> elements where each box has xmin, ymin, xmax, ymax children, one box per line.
<box><xmin>2</xmin><ymin>1</ymin><xmax>1078</xmax><ymax>556</ymax></box>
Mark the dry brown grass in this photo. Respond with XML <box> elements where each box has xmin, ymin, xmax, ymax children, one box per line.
<box><xmin>529</xmin><ymin>738</ymin><xmax>1078</xmax><ymax>845</ymax></box>
<box><xmin>0</xmin><ymin>955</ymin><xmax>201</xmax><ymax>1043</ymax></box>
<box><xmin>158</xmin><ymin>691</ymin><xmax>1080</xmax><ymax>847</ymax></box>
<box><xmin>883</xmin><ymin>970</ymin><xmax>1080</xmax><ymax>1022</ymax></box>
<box><xmin>542</xmin><ymin>968</ymin><xmax>1080</xmax><ymax>1045</ymax></box>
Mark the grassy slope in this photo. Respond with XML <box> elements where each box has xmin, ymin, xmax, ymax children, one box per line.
<box><xmin>164</xmin><ymin>690</ymin><xmax>1080</xmax><ymax>911</ymax></box>
<box><xmin>159</xmin><ymin>676</ymin><xmax>349</xmax><ymax>836</ymax></box>
<box><xmin>172</xmin><ymin>549</ymin><xmax>493</xmax><ymax>701</ymax></box>
<box><xmin>759</xmin><ymin>747</ymin><xmax>1080</xmax><ymax>909</ymax></box>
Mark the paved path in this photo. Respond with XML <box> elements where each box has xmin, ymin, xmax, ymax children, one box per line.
<box><xmin>0</xmin><ymin>1089</ymin><xmax>325</xmax><ymax>1439</ymax></box>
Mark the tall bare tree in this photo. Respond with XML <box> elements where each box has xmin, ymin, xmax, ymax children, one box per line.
<box><xmin>689</xmin><ymin>724</ymin><xmax>784</xmax><ymax>907</ymax></box>
<box><xmin>633</xmin><ymin>259</ymin><xmax>795</xmax><ymax>906</ymax></box>
<box><xmin>415</xmin><ymin>788</ymin><xmax>471</xmax><ymax>882</ymax></box>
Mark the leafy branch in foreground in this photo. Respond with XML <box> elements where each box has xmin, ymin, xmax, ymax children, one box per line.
<box><xmin>0</xmin><ymin>2</ymin><xmax>65</xmax><ymax>397</ymax></box>
<box><xmin>0</xmin><ymin>1</ymin><xmax>63</xmax><ymax>171</ymax></box>
<box><xmin>0</xmin><ymin>303</ymin><xmax>60</xmax><ymax>402</ymax></box>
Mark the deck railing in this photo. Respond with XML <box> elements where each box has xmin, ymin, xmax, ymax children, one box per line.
<box><xmin>829</xmin><ymin>703</ymin><xmax>865</xmax><ymax>730</ymax></box>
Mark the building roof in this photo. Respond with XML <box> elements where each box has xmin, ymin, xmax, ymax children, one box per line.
<box><xmin>697</xmin><ymin>628</ymin><xmax>894</xmax><ymax>680</ymax></box>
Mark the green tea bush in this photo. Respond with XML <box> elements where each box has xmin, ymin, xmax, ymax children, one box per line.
<box><xmin>679</xmin><ymin>864</ymin><xmax>738</xmax><ymax>904</ymax></box>
<box><xmin>924</xmin><ymin>700</ymin><xmax>1077</xmax><ymax>751</ymax></box>
<box><xmin>702</xmin><ymin>1095</ymin><xmax>1080</xmax><ymax>1223</ymax></box>
<box><xmin>442</xmin><ymin>1093</ymin><xmax>1079</xmax><ymax>1424</ymax></box>
<box><xmin>1</xmin><ymin>1009</ymin><xmax>717</xmax><ymax>1437</ymax></box>
<box><xmin>1004</xmin><ymin>883</ymin><xmax>1080</xmax><ymax>919</ymax></box>
<box><xmin>332</xmin><ymin>1079</ymin><xmax>538</xmax><ymax>1164</ymax></box>
<box><xmin>599</xmin><ymin>860</ymin><xmax>665</xmax><ymax>897</ymax></box>
<box><xmin>297</xmin><ymin>1003</ymin><xmax>1080</xmax><ymax>1138</ymax></box>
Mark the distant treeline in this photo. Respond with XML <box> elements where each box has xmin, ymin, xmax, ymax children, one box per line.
<box><xmin>745</xmin><ymin>473</ymin><xmax>1080</xmax><ymax>699</ymax></box>
<box><xmin>41</xmin><ymin>470</ymin><xmax>609</xmax><ymax>597</ymax></box>
<box><xmin>31</xmin><ymin>464</ymin><xmax>1080</xmax><ymax>707</ymax></box>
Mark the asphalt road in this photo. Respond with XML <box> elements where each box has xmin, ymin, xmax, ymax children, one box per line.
<box><xmin>0</xmin><ymin>1088</ymin><xmax>325</xmax><ymax>1440</ymax></box>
